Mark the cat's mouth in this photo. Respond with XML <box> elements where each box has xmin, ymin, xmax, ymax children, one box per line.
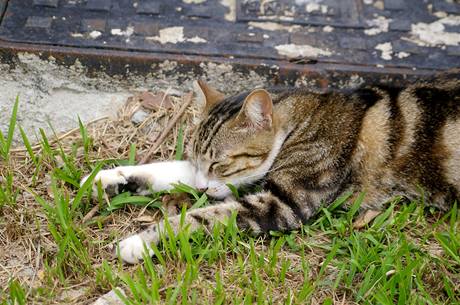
<box><xmin>194</xmin><ymin>168</ymin><xmax>233</xmax><ymax>199</ymax></box>
<box><xmin>205</xmin><ymin>180</ymin><xmax>232</xmax><ymax>199</ymax></box>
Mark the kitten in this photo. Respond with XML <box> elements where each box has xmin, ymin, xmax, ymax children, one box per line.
<box><xmin>83</xmin><ymin>79</ymin><xmax>460</xmax><ymax>264</ymax></box>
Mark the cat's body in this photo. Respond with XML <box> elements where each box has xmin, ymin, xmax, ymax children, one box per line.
<box><xmin>84</xmin><ymin>79</ymin><xmax>460</xmax><ymax>263</ymax></box>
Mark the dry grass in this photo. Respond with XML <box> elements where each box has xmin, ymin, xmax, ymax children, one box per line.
<box><xmin>1</xmin><ymin>91</ymin><xmax>459</xmax><ymax>305</ymax></box>
<box><xmin>1</xmin><ymin>92</ymin><xmax>198</xmax><ymax>303</ymax></box>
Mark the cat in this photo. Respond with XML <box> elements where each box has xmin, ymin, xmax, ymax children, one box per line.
<box><xmin>82</xmin><ymin>79</ymin><xmax>460</xmax><ymax>264</ymax></box>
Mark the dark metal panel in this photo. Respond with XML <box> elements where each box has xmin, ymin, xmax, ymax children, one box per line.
<box><xmin>0</xmin><ymin>0</ymin><xmax>458</xmax><ymax>80</ymax></box>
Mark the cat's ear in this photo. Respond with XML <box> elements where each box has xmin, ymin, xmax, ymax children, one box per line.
<box><xmin>194</xmin><ymin>80</ymin><xmax>225</xmax><ymax>112</ymax></box>
<box><xmin>235</xmin><ymin>89</ymin><xmax>273</xmax><ymax>130</ymax></box>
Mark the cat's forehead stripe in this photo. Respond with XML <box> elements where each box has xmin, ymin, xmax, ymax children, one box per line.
<box><xmin>197</xmin><ymin>92</ymin><xmax>248</xmax><ymax>155</ymax></box>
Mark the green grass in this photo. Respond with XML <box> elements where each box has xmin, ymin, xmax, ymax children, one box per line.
<box><xmin>0</xmin><ymin>97</ymin><xmax>459</xmax><ymax>304</ymax></box>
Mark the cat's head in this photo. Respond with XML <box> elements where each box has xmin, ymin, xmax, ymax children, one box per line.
<box><xmin>188</xmin><ymin>80</ymin><xmax>282</xmax><ymax>199</ymax></box>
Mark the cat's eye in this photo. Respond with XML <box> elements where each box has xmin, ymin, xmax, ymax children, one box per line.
<box><xmin>209</xmin><ymin>161</ymin><xmax>219</xmax><ymax>173</ymax></box>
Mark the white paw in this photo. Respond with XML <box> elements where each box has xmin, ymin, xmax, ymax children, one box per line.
<box><xmin>81</xmin><ymin>169</ymin><xmax>127</xmax><ymax>197</ymax></box>
<box><xmin>118</xmin><ymin>234</ymin><xmax>154</xmax><ymax>264</ymax></box>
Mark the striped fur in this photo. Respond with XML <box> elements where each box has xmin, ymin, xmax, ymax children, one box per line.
<box><xmin>185</xmin><ymin>80</ymin><xmax>460</xmax><ymax>235</ymax></box>
<box><xmin>93</xmin><ymin>79</ymin><xmax>460</xmax><ymax>263</ymax></box>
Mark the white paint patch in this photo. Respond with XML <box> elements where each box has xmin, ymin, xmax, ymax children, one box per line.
<box><xmin>373</xmin><ymin>0</ymin><xmax>384</xmax><ymax>10</ymax></box>
<box><xmin>70</xmin><ymin>33</ymin><xmax>84</xmax><ymax>38</ymax></box>
<box><xmin>305</xmin><ymin>3</ymin><xmax>328</xmax><ymax>13</ymax></box>
<box><xmin>365</xmin><ymin>16</ymin><xmax>390</xmax><ymax>36</ymax></box>
<box><xmin>434</xmin><ymin>11</ymin><xmax>448</xmax><ymax>18</ymax></box>
<box><xmin>306</xmin><ymin>3</ymin><xmax>320</xmax><ymax>12</ymax></box>
<box><xmin>150</xmin><ymin>26</ymin><xmax>185</xmax><ymax>43</ymax></box>
<box><xmin>375</xmin><ymin>42</ymin><xmax>393</xmax><ymax>60</ymax></box>
<box><xmin>396</xmin><ymin>51</ymin><xmax>410</xmax><ymax>59</ymax></box>
<box><xmin>275</xmin><ymin>44</ymin><xmax>332</xmax><ymax>58</ymax></box>
<box><xmin>261</xmin><ymin>15</ymin><xmax>294</xmax><ymax>21</ymax></box>
<box><xmin>89</xmin><ymin>31</ymin><xmax>101</xmax><ymax>39</ymax></box>
<box><xmin>323</xmin><ymin>25</ymin><xmax>334</xmax><ymax>32</ymax></box>
<box><xmin>295</xmin><ymin>0</ymin><xmax>323</xmax><ymax>5</ymax></box>
<box><xmin>363</xmin><ymin>0</ymin><xmax>373</xmax><ymax>4</ymax></box>
<box><xmin>147</xmin><ymin>26</ymin><xmax>206</xmax><ymax>44</ymax></box>
<box><xmin>220</xmin><ymin>0</ymin><xmax>236</xmax><ymax>22</ymax></box>
<box><xmin>248</xmin><ymin>21</ymin><xmax>300</xmax><ymax>32</ymax></box>
<box><xmin>188</xmin><ymin>36</ymin><xmax>207</xmax><ymax>43</ymax></box>
<box><xmin>405</xmin><ymin>16</ymin><xmax>460</xmax><ymax>46</ymax></box>
<box><xmin>111</xmin><ymin>27</ymin><xmax>134</xmax><ymax>37</ymax></box>
<box><xmin>183</xmin><ymin>0</ymin><xmax>206</xmax><ymax>3</ymax></box>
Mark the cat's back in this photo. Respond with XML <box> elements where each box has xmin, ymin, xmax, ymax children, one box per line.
<box><xmin>354</xmin><ymin>79</ymin><xmax>460</xmax><ymax>209</ymax></box>
<box><xmin>403</xmin><ymin>80</ymin><xmax>460</xmax><ymax>205</ymax></box>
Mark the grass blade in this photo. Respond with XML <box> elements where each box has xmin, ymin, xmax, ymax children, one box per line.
<box><xmin>175</xmin><ymin>123</ymin><xmax>184</xmax><ymax>160</ymax></box>
<box><xmin>19</xmin><ymin>125</ymin><xmax>37</xmax><ymax>165</ymax></box>
<box><xmin>128</xmin><ymin>143</ymin><xmax>137</xmax><ymax>165</ymax></box>
<box><xmin>1</xmin><ymin>95</ymin><xmax>19</xmax><ymax>160</ymax></box>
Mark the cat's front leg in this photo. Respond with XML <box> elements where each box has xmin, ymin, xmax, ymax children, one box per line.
<box><xmin>81</xmin><ymin>160</ymin><xmax>196</xmax><ymax>197</ymax></box>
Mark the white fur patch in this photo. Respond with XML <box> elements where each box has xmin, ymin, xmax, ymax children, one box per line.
<box><xmin>118</xmin><ymin>234</ymin><xmax>154</xmax><ymax>264</ymax></box>
<box><xmin>81</xmin><ymin>169</ymin><xmax>127</xmax><ymax>196</ymax></box>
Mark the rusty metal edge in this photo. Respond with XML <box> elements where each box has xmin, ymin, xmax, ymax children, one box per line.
<box><xmin>0</xmin><ymin>39</ymin><xmax>440</xmax><ymax>89</ymax></box>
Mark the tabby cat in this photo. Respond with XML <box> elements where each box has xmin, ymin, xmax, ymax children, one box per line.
<box><xmin>83</xmin><ymin>79</ymin><xmax>460</xmax><ymax>264</ymax></box>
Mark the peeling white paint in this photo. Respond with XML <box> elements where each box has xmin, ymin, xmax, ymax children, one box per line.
<box><xmin>275</xmin><ymin>44</ymin><xmax>332</xmax><ymax>58</ymax></box>
<box><xmin>305</xmin><ymin>3</ymin><xmax>328</xmax><ymax>13</ymax></box>
<box><xmin>364</xmin><ymin>16</ymin><xmax>390</xmax><ymax>36</ymax></box>
<box><xmin>70</xmin><ymin>33</ymin><xmax>84</xmax><ymax>38</ymax></box>
<box><xmin>323</xmin><ymin>25</ymin><xmax>334</xmax><ymax>32</ymax></box>
<box><xmin>183</xmin><ymin>0</ymin><xmax>206</xmax><ymax>3</ymax></box>
<box><xmin>89</xmin><ymin>31</ymin><xmax>102</xmax><ymax>39</ymax></box>
<box><xmin>405</xmin><ymin>16</ymin><xmax>460</xmax><ymax>46</ymax></box>
<box><xmin>262</xmin><ymin>15</ymin><xmax>295</xmax><ymax>21</ymax></box>
<box><xmin>306</xmin><ymin>3</ymin><xmax>319</xmax><ymax>12</ymax></box>
<box><xmin>188</xmin><ymin>36</ymin><xmax>207</xmax><ymax>43</ymax></box>
<box><xmin>147</xmin><ymin>27</ymin><xmax>185</xmax><ymax>44</ymax></box>
<box><xmin>248</xmin><ymin>21</ymin><xmax>300</xmax><ymax>32</ymax></box>
<box><xmin>427</xmin><ymin>4</ymin><xmax>433</xmax><ymax>13</ymax></box>
<box><xmin>220</xmin><ymin>0</ymin><xmax>236</xmax><ymax>22</ymax></box>
<box><xmin>433</xmin><ymin>11</ymin><xmax>447</xmax><ymax>18</ymax></box>
<box><xmin>373</xmin><ymin>0</ymin><xmax>384</xmax><ymax>10</ymax></box>
<box><xmin>147</xmin><ymin>27</ymin><xmax>206</xmax><ymax>44</ymax></box>
<box><xmin>375</xmin><ymin>42</ymin><xmax>392</xmax><ymax>60</ymax></box>
<box><xmin>363</xmin><ymin>0</ymin><xmax>373</xmax><ymax>4</ymax></box>
<box><xmin>111</xmin><ymin>27</ymin><xmax>134</xmax><ymax>37</ymax></box>
<box><xmin>295</xmin><ymin>0</ymin><xmax>323</xmax><ymax>5</ymax></box>
<box><xmin>396</xmin><ymin>51</ymin><xmax>410</xmax><ymax>59</ymax></box>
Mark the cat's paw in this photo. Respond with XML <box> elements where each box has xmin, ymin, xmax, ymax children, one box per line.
<box><xmin>80</xmin><ymin>169</ymin><xmax>128</xmax><ymax>198</ymax></box>
<box><xmin>117</xmin><ymin>234</ymin><xmax>154</xmax><ymax>264</ymax></box>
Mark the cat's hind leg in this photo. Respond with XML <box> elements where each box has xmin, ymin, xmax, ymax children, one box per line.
<box><xmin>118</xmin><ymin>199</ymin><xmax>241</xmax><ymax>264</ymax></box>
<box><xmin>118</xmin><ymin>190</ymin><xmax>305</xmax><ymax>264</ymax></box>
